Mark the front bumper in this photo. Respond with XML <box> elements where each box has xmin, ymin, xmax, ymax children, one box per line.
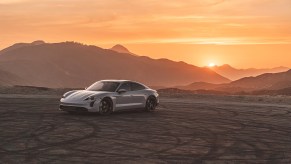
<box><xmin>59</xmin><ymin>98</ymin><xmax>101</xmax><ymax>112</ymax></box>
<box><xmin>59</xmin><ymin>105</ymin><xmax>88</xmax><ymax>112</ymax></box>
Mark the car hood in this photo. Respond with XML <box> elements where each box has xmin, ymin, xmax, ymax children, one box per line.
<box><xmin>63</xmin><ymin>90</ymin><xmax>109</xmax><ymax>102</ymax></box>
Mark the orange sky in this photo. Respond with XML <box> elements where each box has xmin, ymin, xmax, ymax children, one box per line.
<box><xmin>0</xmin><ymin>0</ymin><xmax>291</xmax><ymax>68</ymax></box>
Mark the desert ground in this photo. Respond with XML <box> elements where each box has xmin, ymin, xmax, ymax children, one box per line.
<box><xmin>0</xmin><ymin>92</ymin><xmax>291</xmax><ymax>163</ymax></box>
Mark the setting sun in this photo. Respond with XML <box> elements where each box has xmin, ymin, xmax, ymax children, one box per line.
<box><xmin>0</xmin><ymin>0</ymin><xmax>291</xmax><ymax>68</ymax></box>
<box><xmin>208</xmin><ymin>63</ymin><xmax>216</xmax><ymax>67</ymax></box>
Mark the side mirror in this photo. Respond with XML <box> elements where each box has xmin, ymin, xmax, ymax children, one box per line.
<box><xmin>117</xmin><ymin>89</ymin><xmax>127</xmax><ymax>94</ymax></box>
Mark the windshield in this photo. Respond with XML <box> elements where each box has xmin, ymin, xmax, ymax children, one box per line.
<box><xmin>86</xmin><ymin>81</ymin><xmax>120</xmax><ymax>92</ymax></box>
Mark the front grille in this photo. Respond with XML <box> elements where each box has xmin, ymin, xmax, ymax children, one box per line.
<box><xmin>59</xmin><ymin>105</ymin><xmax>88</xmax><ymax>112</ymax></box>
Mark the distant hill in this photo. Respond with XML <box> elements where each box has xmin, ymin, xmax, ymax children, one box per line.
<box><xmin>179</xmin><ymin>70</ymin><xmax>291</xmax><ymax>93</ymax></box>
<box><xmin>177</xmin><ymin>82</ymin><xmax>219</xmax><ymax>91</ymax></box>
<box><xmin>0</xmin><ymin>40</ymin><xmax>45</xmax><ymax>55</ymax></box>
<box><xmin>110</xmin><ymin>44</ymin><xmax>131</xmax><ymax>54</ymax></box>
<box><xmin>0</xmin><ymin>85</ymin><xmax>74</xmax><ymax>95</ymax></box>
<box><xmin>230</xmin><ymin>70</ymin><xmax>291</xmax><ymax>91</ymax></box>
<box><xmin>0</xmin><ymin>41</ymin><xmax>230</xmax><ymax>88</ymax></box>
<box><xmin>0</xmin><ymin>69</ymin><xmax>24</xmax><ymax>86</ymax></box>
<box><xmin>252</xmin><ymin>87</ymin><xmax>291</xmax><ymax>96</ymax></box>
<box><xmin>158</xmin><ymin>88</ymin><xmax>228</xmax><ymax>95</ymax></box>
<box><xmin>211</xmin><ymin>64</ymin><xmax>289</xmax><ymax>81</ymax></box>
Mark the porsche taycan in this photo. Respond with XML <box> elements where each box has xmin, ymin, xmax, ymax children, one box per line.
<box><xmin>59</xmin><ymin>80</ymin><xmax>159</xmax><ymax>114</ymax></box>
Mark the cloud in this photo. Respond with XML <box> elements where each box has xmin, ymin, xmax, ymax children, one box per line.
<box><xmin>0</xmin><ymin>0</ymin><xmax>28</xmax><ymax>4</ymax></box>
<box><xmin>0</xmin><ymin>0</ymin><xmax>291</xmax><ymax>46</ymax></box>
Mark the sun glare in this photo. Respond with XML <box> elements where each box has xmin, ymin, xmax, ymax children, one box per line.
<box><xmin>208</xmin><ymin>63</ymin><xmax>216</xmax><ymax>67</ymax></box>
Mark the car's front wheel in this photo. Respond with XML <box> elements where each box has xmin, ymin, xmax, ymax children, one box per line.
<box><xmin>145</xmin><ymin>96</ymin><xmax>157</xmax><ymax>111</ymax></box>
<box><xmin>99</xmin><ymin>98</ymin><xmax>112</xmax><ymax>115</ymax></box>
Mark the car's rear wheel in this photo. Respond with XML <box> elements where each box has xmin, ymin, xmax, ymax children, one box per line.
<box><xmin>99</xmin><ymin>98</ymin><xmax>112</xmax><ymax>115</ymax></box>
<box><xmin>145</xmin><ymin>96</ymin><xmax>157</xmax><ymax>111</ymax></box>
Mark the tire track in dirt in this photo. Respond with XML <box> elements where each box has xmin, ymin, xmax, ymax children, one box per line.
<box><xmin>0</xmin><ymin>96</ymin><xmax>291</xmax><ymax>163</ymax></box>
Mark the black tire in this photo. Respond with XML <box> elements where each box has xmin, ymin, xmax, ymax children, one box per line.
<box><xmin>145</xmin><ymin>96</ymin><xmax>157</xmax><ymax>111</ymax></box>
<box><xmin>99</xmin><ymin>98</ymin><xmax>113</xmax><ymax>115</ymax></box>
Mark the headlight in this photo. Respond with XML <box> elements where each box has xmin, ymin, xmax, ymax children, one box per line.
<box><xmin>84</xmin><ymin>95</ymin><xmax>96</xmax><ymax>101</ymax></box>
<box><xmin>62</xmin><ymin>94</ymin><xmax>70</xmax><ymax>98</ymax></box>
<box><xmin>62</xmin><ymin>91</ymin><xmax>75</xmax><ymax>98</ymax></box>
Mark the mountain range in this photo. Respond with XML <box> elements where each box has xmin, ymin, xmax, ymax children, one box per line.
<box><xmin>0</xmin><ymin>41</ymin><xmax>230</xmax><ymax>88</ymax></box>
<box><xmin>1</xmin><ymin>40</ymin><xmax>290</xmax><ymax>93</ymax></box>
<box><xmin>211</xmin><ymin>64</ymin><xmax>289</xmax><ymax>81</ymax></box>
<box><xmin>179</xmin><ymin>70</ymin><xmax>291</xmax><ymax>93</ymax></box>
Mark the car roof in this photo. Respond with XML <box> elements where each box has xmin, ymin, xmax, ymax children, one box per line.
<box><xmin>99</xmin><ymin>80</ymin><xmax>149</xmax><ymax>89</ymax></box>
<box><xmin>100</xmin><ymin>80</ymin><xmax>131</xmax><ymax>83</ymax></box>
<box><xmin>100</xmin><ymin>80</ymin><xmax>146</xmax><ymax>85</ymax></box>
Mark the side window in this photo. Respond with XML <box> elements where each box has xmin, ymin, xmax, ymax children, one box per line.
<box><xmin>118</xmin><ymin>82</ymin><xmax>131</xmax><ymax>91</ymax></box>
<box><xmin>131</xmin><ymin>82</ymin><xmax>146</xmax><ymax>91</ymax></box>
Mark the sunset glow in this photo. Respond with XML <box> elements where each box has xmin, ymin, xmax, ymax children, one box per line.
<box><xmin>0</xmin><ymin>0</ymin><xmax>291</xmax><ymax>68</ymax></box>
<box><xmin>208</xmin><ymin>63</ymin><xmax>216</xmax><ymax>67</ymax></box>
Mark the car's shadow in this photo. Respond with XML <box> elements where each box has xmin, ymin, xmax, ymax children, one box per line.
<box><xmin>61</xmin><ymin>108</ymin><xmax>159</xmax><ymax>117</ymax></box>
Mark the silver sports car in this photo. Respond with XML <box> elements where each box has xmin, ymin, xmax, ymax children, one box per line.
<box><xmin>59</xmin><ymin>80</ymin><xmax>159</xmax><ymax>114</ymax></box>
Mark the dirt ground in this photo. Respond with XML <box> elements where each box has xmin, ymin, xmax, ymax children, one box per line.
<box><xmin>0</xmin><ymin>94</ymin><xmax>291</xmax><ymax>163</ymax></box>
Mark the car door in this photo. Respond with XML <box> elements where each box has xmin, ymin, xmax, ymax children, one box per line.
<box><xmin>129</xmin><ymin>82</ymin><xmax>147</xmax><ymax>108</ymax></box>
<box><xmin>115</xmin><ymin>82</ymin><xmax>133</xmax><ymax>110</ymax></box>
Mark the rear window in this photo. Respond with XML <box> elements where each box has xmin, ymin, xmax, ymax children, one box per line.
<box><xmin>131</xmin><ymin>82</ymin><xmax>146</xmax><ymax>91</ymax></box>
